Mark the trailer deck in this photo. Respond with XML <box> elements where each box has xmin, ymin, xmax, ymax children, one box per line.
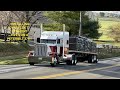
<box><xmin>69</xmin><ymin>50</ymin><xmax>98</xmax><ymax>55</ymax></box>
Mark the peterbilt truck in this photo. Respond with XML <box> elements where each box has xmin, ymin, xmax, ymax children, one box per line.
<box><xmin>28</xmin><ymin>30</ymin><xmax>98</xmax><ymax>67</ymax></box>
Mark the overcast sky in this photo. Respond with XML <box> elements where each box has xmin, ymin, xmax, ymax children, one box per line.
<box><xmin>92</xmin><ymin>11</ymin><xmax>120</xmax><ymax>14</ymax></box>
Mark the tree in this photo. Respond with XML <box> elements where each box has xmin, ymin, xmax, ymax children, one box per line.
<box><xmin>11</xmin><ymin>11</ymin><xmax>45</xmax><ymax>33</ymax></box>
<box><xmin>100</xmin><ymin>12</ymin><xmax>105</xmax><ymax>17</ymax></box>
<box><xmin>0</xmin><ymin>11</ymin><xmax>14</xmax><ymax>42</ymax></box>
<box><xmin>44</xmin><ymin>11</ymin><xmax>101</xmax><ymax>39</ymax></box>
<box><xmin>108</xmin><ymin>24</ymin><xmax>120</xmax><ymax>42</ymax></box>
<box><xmin>10</xmin><ymin>11</ymin><xmax>47</xmax><ymax>43</ymax></box>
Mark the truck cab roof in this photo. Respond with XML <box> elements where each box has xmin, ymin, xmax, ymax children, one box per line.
<box><xmin>41</xmin><ymin>31</ymin><xmax>69</xmax><ymax>40</ymax></box>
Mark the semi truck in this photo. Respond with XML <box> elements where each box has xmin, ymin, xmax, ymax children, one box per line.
<box><xmin>28</xmin><ymin>25</ymin><xmax>98</xmax><ymax>67</ymax></box>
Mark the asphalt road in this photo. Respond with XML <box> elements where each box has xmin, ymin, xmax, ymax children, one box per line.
<box><xmin>0</xmin><ymin>57</ymin><xmax>120</xmax><ymax>79</ymax></box>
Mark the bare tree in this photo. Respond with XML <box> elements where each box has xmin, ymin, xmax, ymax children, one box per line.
<box><xmin>11</xmin><ymin>11</ymin><xmax>47</xmax><ymax>33</ymax></box>
<box><xmin>0</xmin><ymin>11</ymin><xmax>50</xmax><ymax>43</ymax></box>
<box><xmin>10</xmin><ymin>11</ymin><xmax>49</xmax><ymax>43</ymax></box>
<box><xmin>0</xmin><ymin>11</ymin><xmax>14</xmax><ymax>42</ymax></box>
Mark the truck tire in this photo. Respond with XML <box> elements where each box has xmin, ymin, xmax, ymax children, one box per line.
<box><xmin>66</xmin><ymin>60</ymin><xmax>77</xmax><ymax>65</ymax></box>
<box><xmin>56</xmin><ymin>55</ymin><xmax>60</xmax><ymax>64</ymax></box>
<box><xmin>93</xmin><ymin>55</ymin><xmax>98</xmax><ymax>63</ymax></box>
<box><xmin>29</xmin><ymin>63</ymin><xmax>34</xmax><ymax>65</ymax></box>
<box><xmin>66</xmin><ymin>60</ymin><xmax>71</xmax><ymax>65</ymax></box>
<box><xmin>66</xmin><ymin>60</ymin><xmax>73</xmax><ymax>65</ymax></box>
<box><xmin>51</xmin><ymin>63</ymin><xmax>56</xmax><ymax>67</ymax></box>
<box><xmin>51</xmin><ymin>57</ymin><xmax>57</xmax><ymax>67</ymax></box>
<box><xmin>88</xmin><ymin>55</ymin><xmax>98</xmax><ymax>63</ymax></box>
<box><xmin>88</xmin><ymin>55</ymin><xmax>93</xmax><ymax>63</ymax></box>
<box><xmin>73</xmin><ymin>59</ymin><xmax>77</xmax><ymax>65</ymax></box>
<box><xmin>93</xmin><ymin>60</ymin><xmax>98</xmax><ymax>63</ymax></box>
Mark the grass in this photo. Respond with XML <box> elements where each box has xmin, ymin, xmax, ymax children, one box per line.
<box><xmin>0</xmin><ymin>58</ymin><xmax>28</xmax><ymax>65</ymax></box>
<box><xmin>0</xmin><ymin>53</ymin><xmax>28</xmax><ymax>60</ymax></box>
<box><xmin>95</xmin><ymin>40</ymin><xmax>120</xmax><ymax>47</ymax></box>
<box><xmin>98</xmin><ymin>17</ymin><xmax>120</xmax><ymax>41</ymax></box>
<box><xmin>0</xmin><ymin>42</ymin><xmax>31</xmax><ymax>57</ymax></box>
<box><xmin>99</xmin><ymin>17</ymin><xmax>120</xmax><ymax>22</ymax></box>
<box><xmin>98</xmin><ymin>52</ymin><xmax>120</xmax><ymax>59</ymax></box>
<box><xmin>0</xmin><ymin>42</ymin><xmax>30</xmax><ymax>65</ymax></box>
<box><xmin>0</xmin><ymin>53</ymin><xmax>28</xmax><ymax>65</ymax></box>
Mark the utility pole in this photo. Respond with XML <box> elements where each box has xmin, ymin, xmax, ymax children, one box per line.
<box><xmin>40</xmin><ymin>23</ymin><xmax>43</xmax><ymax>43</ymax></box>
<box><xmin>63</xmin><ymin>24</ymin><xmax>65</xmax><ymax>58</ymax></box>
<box><xmin>79</xmin><ymin>11</ymin><xmax>82</xmax><ymax>36</ymax></box>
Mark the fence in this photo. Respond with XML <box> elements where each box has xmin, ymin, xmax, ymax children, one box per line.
<box><xmin>97</xmin><ymin>47</ymin><xmax>120</xmax><ymax>59</ymax></box>
<box><xmin>97</xmin><ymin>48</ymin><xmax>120</xmax><ymax>54</ymax></box>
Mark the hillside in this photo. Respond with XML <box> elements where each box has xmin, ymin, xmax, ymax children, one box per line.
<box><xmin>98</xmin><ymin>17</ymin><xmax>120</xmax><ymax>41</ymax></box>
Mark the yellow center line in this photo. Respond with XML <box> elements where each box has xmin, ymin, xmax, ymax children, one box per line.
<box><xmin>31</xmin><ymin>64</ymin><xmax>120</xmax><ymax>79</ymax></box>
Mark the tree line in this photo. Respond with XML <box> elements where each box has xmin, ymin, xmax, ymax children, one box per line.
<box><xmin>0</xmin><ymin>11</ymin><xmax>101</xmax><ymax>43</ymax></box>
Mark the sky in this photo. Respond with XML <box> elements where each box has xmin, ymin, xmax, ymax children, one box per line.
<box><xmin>92</xmin><ymin>11</ymin><xmax>120</xmax><ymax>14</ymax></box>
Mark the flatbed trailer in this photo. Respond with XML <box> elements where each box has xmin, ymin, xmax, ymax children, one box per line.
<box><xmin>68</xmin><ymin>50</ymin><xmax>98</xmax><ymax>64</ymax></box>
<box><xmin>28</xmin><ymin>45</ymin><xmax>98</xmax><ymax>67</ymax></box>
<box><xmin>69</xmin><ymin>50</ymin><xmax>97</xmax><ymax>55</ymax></box>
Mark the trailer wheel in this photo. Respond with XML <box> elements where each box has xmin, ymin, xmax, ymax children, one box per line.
<box><xmin>88</xmin><ymin>55</ymin><xmax>98</xmax><ymax>63</ymax></box>
<box><xmin>88</xmin><ymin>55</ymin><xmax>93</xmax><ymax>63</ymax></box>
<box><xmin>93</xmin><ymin>55</ymin><xmax>98</xmax><ymax>63</ymax></box>
<box><xmin>29</xmin><ymin>63</ymin><xmax>34</xmax><ymax>65</ymax></box>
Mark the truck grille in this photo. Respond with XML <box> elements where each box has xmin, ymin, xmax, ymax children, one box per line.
<box><xmin>34</xmin><ymin>44</ymin><xmax>47</xmax><ymax>57</ymax></box>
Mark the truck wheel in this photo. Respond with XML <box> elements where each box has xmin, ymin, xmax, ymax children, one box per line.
<box><xmin>93</xmin><ymin>55</ymin><xmax>98</xmax><ymax>63</ymax></box>
<box><xmin>93</xmin><ymin>60</ymin><xmax>98</xmax><ymax>63</ymax></box>
<box><xmin>51</xmin><ymin>57</ymin><xmax>57</xmax><ymax>67</ymax></box>
<box><xmin>66</xmin><ymin>60</ymin><xmax>72</xmax><ymax>65</ymax></box>
<box><xmin>50</xmin><ymin>62</ymin><xmax>57</xmax><ymax>67</ymax></box>
<box><xmin>66</xmin><ymin>60</ymin><xmax>77</xmax><ymax>65</ymax></box>
<box><xmin>88</xmin><ymin>55</ymin><xmax>92</xmax><ymax>63</ymax></box>
<box><xmin>29</xmin><ymin>63</ymin><xmax>34</xmax><ymax>65</ymax></box>
<box><xmin>66</xmin><ymin>60</ymin><xmax>70</xmax><ymax>65</ymax></box>
<box><xmin>73</xmin><ymin>60</ymin><xmax>77</xmax><ymax>65</ymax></box>
<box><xmin>56</xmin><ymin>55</ymin><xmax>60</xmax><ymax>64</ymax></box>
<box><xmin>51</xmin><ymin>63</ymin><xmax>56</xmax><ymax>67</ymax></box>
<box><xmin>88</xmin><ymin>55</ymin><xmax>98</xmax><ymax>63</ymax></box>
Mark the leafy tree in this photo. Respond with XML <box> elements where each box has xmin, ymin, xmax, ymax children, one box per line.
<box><xmin>108</xmin><ymin>24</ymin><xmax>120</xmax><ymax>42</ymax></box>
<box><xmin>44</xmin><ymin>11</ymin><xmax>101</xmax><ymax>39</ymax></box>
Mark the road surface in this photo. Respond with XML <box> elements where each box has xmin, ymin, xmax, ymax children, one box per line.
<box><xmin>0</xmin><ymin>57</ymin><xmax>120</xmax><ymax>79</ymax></box>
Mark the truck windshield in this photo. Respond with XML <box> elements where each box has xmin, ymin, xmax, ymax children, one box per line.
<box><xmin>41</xmin><ymin>39</ymin><xmax>56</xmax><ymax>44</ymax></box>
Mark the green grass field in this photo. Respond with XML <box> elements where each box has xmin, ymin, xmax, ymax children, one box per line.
<box><xmin>98</xmin><ymin>17</ymin><xmax>120</xmax><ymax>41</ymax></box>
<box><xmin>0</xmin><ymin>53</ymin><xmax>28</xmax><ymax>65</ymax></box>
<box><xmin>97</xmin><ymin>17</ymin><xmax>120</xmax><ymax>47</ymax></box>
<box><xmin>0</xmin><ymin>43</ymin><xmax>30</xmax><ymax>65</ymax></box>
